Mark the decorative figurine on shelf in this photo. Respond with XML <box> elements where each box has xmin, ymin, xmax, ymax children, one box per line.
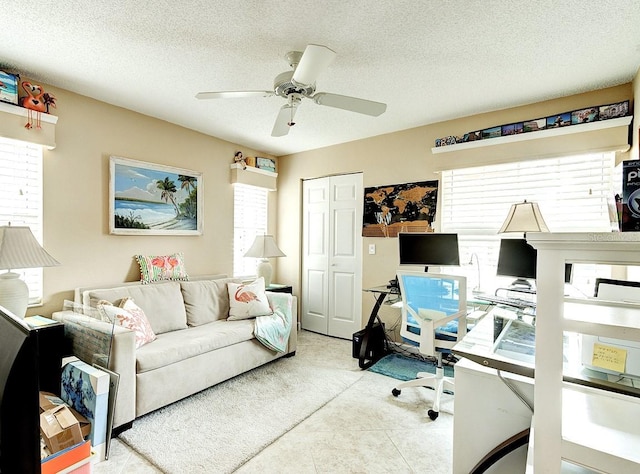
<box><xmin>234</xmin><ymin>151</ymin><xmax>247</xmax><ymax>170</ymax></box>
<box><xmin>20</xmin><ymin>81</ymin><xmax>54</xmax><ymax>129</ymax></box>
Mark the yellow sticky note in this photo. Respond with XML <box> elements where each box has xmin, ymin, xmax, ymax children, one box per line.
<box><xmin>592</xmin><ymin>343</ymin><xmax>627</xmax><ymax>373</ymax></box>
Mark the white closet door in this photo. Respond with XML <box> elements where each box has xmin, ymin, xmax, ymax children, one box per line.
<box><xmin>301</xmin><ymin>178</ymin><xmax>330</xmax><ymax>334</ymax></box>
<box><xmin>301</xmin><ymin>173</ymin><xmax>362</xmax><ymax>339</ymax></box>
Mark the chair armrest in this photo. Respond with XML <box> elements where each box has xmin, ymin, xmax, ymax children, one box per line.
<box><xmin>52</xmin><ymin>310</ymin><xmax>136</xmax><ymax>428</ymax></box>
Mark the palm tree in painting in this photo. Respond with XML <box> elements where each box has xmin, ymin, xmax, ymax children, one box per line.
<box><xmin>156</xmin><ymin>177</ymin><xmax>180</xmax><ymax>216</ymax></box>
<box><xmin>178</xmin><ymin>175</ymin><xmax>197</xmax><ymax>192</ymax></box>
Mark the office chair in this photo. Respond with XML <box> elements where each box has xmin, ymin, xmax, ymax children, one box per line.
<box><xmin>392</xmin><ymin>271</ymin><xmax>468</xmax><ymax>420</ymax></box>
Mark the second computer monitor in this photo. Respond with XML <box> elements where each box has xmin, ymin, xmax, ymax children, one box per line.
<box><xmin>496</xmin><ymin>238</ymin><xmax>536</xmax><ymax>288</ymax></box>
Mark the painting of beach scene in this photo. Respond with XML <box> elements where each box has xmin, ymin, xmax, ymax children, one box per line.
<box><xmin>110</xmin><ymin>156</ymin><xmax>202</xmax><ymax>235</ymax></box>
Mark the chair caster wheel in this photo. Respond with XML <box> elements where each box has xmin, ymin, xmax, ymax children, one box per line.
<box><xmin>428</xmin><ymin>409</ymin><xmax>439</xmax><ymax>420</ymax></box>
<box><xmin>392</xmin><ymin>388</ymin><xmax>401</xmax><ymax>397</ymax></box>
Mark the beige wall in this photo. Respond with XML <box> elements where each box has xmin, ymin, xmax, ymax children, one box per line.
<box><xmin>277</xmin><ymin>83</ymin><xmax>635</xmax><ymax>330</ymax></box>
<box><xmin>16</xmin><ymin>78</ymin><xmax>639</xmax><ymax>321</ymax></box>
<box><xmin>27</xmin><ymin>84</ymin><xmax>276</xmax><ymax>317</ymax></box>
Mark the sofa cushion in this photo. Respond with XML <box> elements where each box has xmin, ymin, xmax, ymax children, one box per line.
<box><xmin>227</xmin><ymin>277</ymin><xmax>273</xmax><ymax>320</ymax></box>
<box><xmin>135</xmin><ymin>319</ymin><xmax>255</xmax><ymax>373</ymax></box>
<box><xmin>135</xmin><ymin>252</ymin><xmax>189</xmax><ymax>284</ymax></box>
<box><xmin>97</xmin><ymin>299</ymin><xmax>157</xmax><ymax>349</ymax></box>
<box><xmin>86</xmin><ymin>281</ymin><xmax>187</xmax><ymax>334</ymax></box>
<box><xmin>180</xmin><ymin>278</ymin><xmax>241</xmax><ymax>327</ymax></box>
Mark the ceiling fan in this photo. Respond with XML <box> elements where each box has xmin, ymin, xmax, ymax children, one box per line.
<box><xmin>195</xmin><ymin>44</ymin><xmax>387</xmax><ymax>137</ymax></box>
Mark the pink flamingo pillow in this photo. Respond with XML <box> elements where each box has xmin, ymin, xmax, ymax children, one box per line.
<box><xmin>228</xmin><ymin>277</ymin><xmax>273</xmax><ymax>320</ymax></box>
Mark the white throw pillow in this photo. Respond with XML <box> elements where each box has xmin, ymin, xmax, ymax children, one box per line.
<box><xmin>97</xmin><ymin>298</ymin><xmax>157</xmax><ymax>348</ymax></box>
<box><xmin>227</xmin><ymin>277</ymin><xmax>272</xmax><ymax>320</ymax></box>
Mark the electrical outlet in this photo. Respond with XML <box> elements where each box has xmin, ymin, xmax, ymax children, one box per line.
<box><xmin>368</xmin><ymin>244</ymin><xmax>376</xmax><ymax>255</ymax></box>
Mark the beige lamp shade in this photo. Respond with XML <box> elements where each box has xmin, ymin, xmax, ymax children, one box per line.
<box><xmin>0</xmin><ymin>225</ymin><xmax>60</xmax><ymax>318</ymax></box>
<box><xmin>244</xmin><ymin>235</ymin><xmax>285</xmax><ymax>287</ymax></box>
<box><xmin>498</xmin><ymin>200</ymin><xmax>549</xmax><ymax>233</ymax></box>
<box><xmin>244</xmin><ymin>235</ymin><xmax>286</xmax><ymax>259</ymax></box>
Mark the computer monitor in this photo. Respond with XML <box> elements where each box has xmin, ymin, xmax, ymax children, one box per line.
<box><xmin>496</xmin><ymin>238</ymin><xmax>536</xmax><ymax>288</ymax></box>
<box><xmin>398</xmin><ymin>232</ymin><xmax>460</xmax><ymax>272</ymax></box>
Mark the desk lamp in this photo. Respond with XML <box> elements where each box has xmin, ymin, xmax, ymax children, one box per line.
<box><xmin>0</xmin><ymin>225</ymin><xmax>60</xmax><ymax>318</ymax></box>
<box><xmin>498</xmin><ymin>200</ymin><xmax>549</xmax><ymax>236</ymax></box>
<box><xmin>244</xmin><ymin>234</ymin><xmax>285</xmax><ymax>287</ymax></box>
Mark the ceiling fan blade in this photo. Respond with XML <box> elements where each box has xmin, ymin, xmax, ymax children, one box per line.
<box><xmin>271</xmin><ymin>103</ymin><xmax>298</xmax><ymax>137</ymax></box>
<box><xmin>292</xmin><ymin>44</ymin><xmax>336</xmax><ymax>87</ymax></box>
<box><xmin>312</xmin><ymin>92</ymin><xmax>387</xmax><ymax>116</ymax></box>
<box><xmin>195</xmin><ymin>91</ymin><xmax>273</xmax><ymax>100</ymax></box>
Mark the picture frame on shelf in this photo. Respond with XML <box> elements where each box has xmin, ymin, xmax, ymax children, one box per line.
<box><xmin>501</xmin><ymin>122</ymin><xmax>524</xmax><ymax>136</ymax></box>
<box><xmin>481</xmin><ymin>126</ymin><xmax>502</xmax><ymax>139</ymax></box>
<box><xmin>256</xmin><ymin>157</ymin><xmax>276</xmax><ymax>172</ymax></box>
<box><xmin>599</xmin><ymin>100</ymin><xmax>629</xmax><ymax>120</ymax></box>
<box><xmin>571</xmin><ymin>107</ymin><xmax>598</xmax><ymax>124</ymax></box>
<box><xmin>546</xmin><ymin>112</ymin><xmax>571</xmax><ymax>128</ymax></box>
<box><xmin>109</xmin><ymin>156</ymin><xmax>203</xmax><ymax>236</ymax></box>
<box><xmin>0</xmin><ymin>71</ymin><xmax>19</xmax><ymax>105</ymax></box>
<box><xmin>523</xmin><ymin>118</ymin><xmax>546</xmax><ymax>133</ymax></box>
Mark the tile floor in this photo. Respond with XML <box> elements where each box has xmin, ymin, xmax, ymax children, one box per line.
<box><xmin>93</xmin><ymin>331</ymin><xmax>454</xmax><ymax>473</ymax></box>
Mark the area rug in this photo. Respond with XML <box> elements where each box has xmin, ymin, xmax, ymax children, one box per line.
<box><xmin>119</xmin><ymin>334</ymin><xmax>363</xmax><ymax>473</ymax></box>
<box><xmin>368</xmin><ymin>352</ymin><xmax>454</xmax><ymax>381</ymax></box>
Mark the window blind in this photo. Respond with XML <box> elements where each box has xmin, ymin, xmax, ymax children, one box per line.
<box><xmin>0</xmin><ymin>136</ymin><xmax>44</xmax><ymax>304</ymax></box>
<box><xmin>440</xmin><ymin>152</ymin><xmax>616</xmax><ymax>292</ymax></box>
<box><xmin>233</xmin><ymin>183</ymin><xmax>268</xmax><ymax>278</ymax></box>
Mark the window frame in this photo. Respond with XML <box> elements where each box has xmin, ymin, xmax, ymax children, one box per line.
<box><xmin>0</xmin><ymin>136</ymin><xmax>45</xmax><ymax>306</ymax></box>
<box><xmin>232</xmin><ymin>183</ymin><xmax>269</xmax><ymax>279</ymax></box>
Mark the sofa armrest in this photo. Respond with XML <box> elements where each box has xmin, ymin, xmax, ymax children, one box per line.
<box><xmin>288</xmin><ymin>296</ymin><xmax>298</xmax><ymax>353</ymax></box>
<box><xmin>52</xmin><ymin>310</ymin><xmax>136</xmax><ymax>428</ymax></box>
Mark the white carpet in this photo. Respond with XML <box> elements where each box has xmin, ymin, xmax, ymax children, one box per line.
<box><xmin>119</xmin><ymin>332</ymin><xmax>363</xmax><ymax>473</ymax></box>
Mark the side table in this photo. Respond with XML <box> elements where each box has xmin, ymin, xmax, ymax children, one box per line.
<box><xmin>267</xmin><ymin>284</ymin><xmax>293</xmax><ymax>294</ymax></box>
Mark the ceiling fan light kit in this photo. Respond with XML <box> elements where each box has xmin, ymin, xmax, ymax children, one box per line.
<box><xmin>196</xmin><ymin>44</ymin><xmax>387</xmax><ymax>137</ymax></box>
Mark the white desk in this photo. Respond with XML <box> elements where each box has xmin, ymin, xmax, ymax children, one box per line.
<box><xmin>453</xmin><ymin>357</ymin><xmax>533</xmax><ymax>473</ymax></box>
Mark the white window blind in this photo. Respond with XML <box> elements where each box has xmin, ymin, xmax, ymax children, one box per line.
<box><xmin>440</xmin><ymin>152</ymin><xmax>616</xmax><ymax>292</ymax></box>
<box><xmin>233</xmin><ymin>183</ymin><xmax>268</xmax><ymax>278</ymax></box>
<box><xmin>0</xmin><ymin>136</ymin><xmax>45</xmax><ymax>304</ymax></box>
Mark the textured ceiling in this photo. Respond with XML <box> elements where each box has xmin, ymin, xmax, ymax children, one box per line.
<box><xmin>2</xmin><ymin>1</ymin><xmax>640</xmax><ymax>157</ymax></box>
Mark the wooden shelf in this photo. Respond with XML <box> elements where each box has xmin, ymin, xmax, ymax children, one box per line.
<box><xmin>0</xmin><ymin>101</ymin><xmax>58</xmax><ymax>124</ymax></box>
<box><xmin>230</xmin><ymin>163</ymin><xmax>277</xmax><ymax>177</ymax></box>
<box><xmin>562</xmin><ymin>384</ymin><xmax>640</xmax><ymax>472</ymax></box>
<box><xmin>563</xmin><ymin>299</ymin><xmax>640</xmax><ymax>339</ymax></box>
<box><xmin>431</xmin><ymin>116</ymin><xmax>632</xmax><ymax>154</ymax></box>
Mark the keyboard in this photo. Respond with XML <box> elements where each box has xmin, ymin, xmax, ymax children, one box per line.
<box><xmin>477</xmin><ymin>294</ymin><xmax>536</xmax><ymax>310</ymax></box>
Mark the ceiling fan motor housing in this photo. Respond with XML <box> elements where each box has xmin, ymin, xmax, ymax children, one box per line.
<box><xmin>273</xmin><ymin>71</ymin><xmax>315</xmax><ymax>98</ymax></box>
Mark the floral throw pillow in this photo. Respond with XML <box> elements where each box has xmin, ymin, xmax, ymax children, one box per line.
<box><xmin>227</xmin><ymin>277</ymin><xmax>273</xmax><ymax>320</ymax></box>
<box><xmin>135</xmin><ymin>252</ymin><xmax>189</xmax><ymax>284</ymax></box>
<box><xmin>97</xmin><ymin>298</ymin><xmax>157</xmax><ymax>348</ymax></box>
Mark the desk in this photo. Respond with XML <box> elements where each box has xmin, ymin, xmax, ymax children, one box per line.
<box><xmin>452</xmin><ymin>306</ymin><xmax>640</xmax><ymax>473</ymax></box>
<box><xmin>356</xmin><ymin>286</ymin><xmax>399</xmax><ymax>369</ymax></box>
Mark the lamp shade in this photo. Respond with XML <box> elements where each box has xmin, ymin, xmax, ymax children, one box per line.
<box><xmin>498</xmin><ymin>200</ymin><xmax>549</xmax><ymax>233</ymax></box>
<box><xmin>0</xmin><ymin>226</ymin><xmax>59</xmax><ymax>318</ymax></box>
<box><xmin>244</xmin><ymin>235</ymin><xmax>286</xmax><ymax>259</ymax></box>
<box><xmin>0</xmin><ymin>226</ymin><xmax>60</xmax><ymax>270</ymax></box>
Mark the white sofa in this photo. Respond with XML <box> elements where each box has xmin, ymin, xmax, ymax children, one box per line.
<box><xmin>52</xmin><ymin>275</ymin><xmax>297</xmax><ymax>430</ymax></box>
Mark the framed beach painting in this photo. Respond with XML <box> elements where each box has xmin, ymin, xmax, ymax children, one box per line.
<box><xmin>109</xmin><ymin>156</ymin><xmax>202</xmax><ymax>235</ymax></box>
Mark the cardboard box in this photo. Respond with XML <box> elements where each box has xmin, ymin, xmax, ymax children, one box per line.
<box><xmin>61</xmin><ymin>357</ymin><xmax>110</xmax><ymax>448</ymax></box>
<box><xmin>621</xmin><ymin>160</ymin><xmax>640</xmax><ymax>232</ymax></box>
<box><xmin>40</xmin><ymin>391</ymin><xmax>92</xmax><ymax>439</ymax></box>
<box><xmin>40</xmin><ymin>405</ymin><xmax>84</xmax><ymax>454</ymax></box>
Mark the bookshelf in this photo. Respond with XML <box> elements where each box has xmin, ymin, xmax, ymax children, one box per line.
<box><xmin>527</xmin><ymin>232</ymin><xmax>640</xmax><ymax>472</ymax></box>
